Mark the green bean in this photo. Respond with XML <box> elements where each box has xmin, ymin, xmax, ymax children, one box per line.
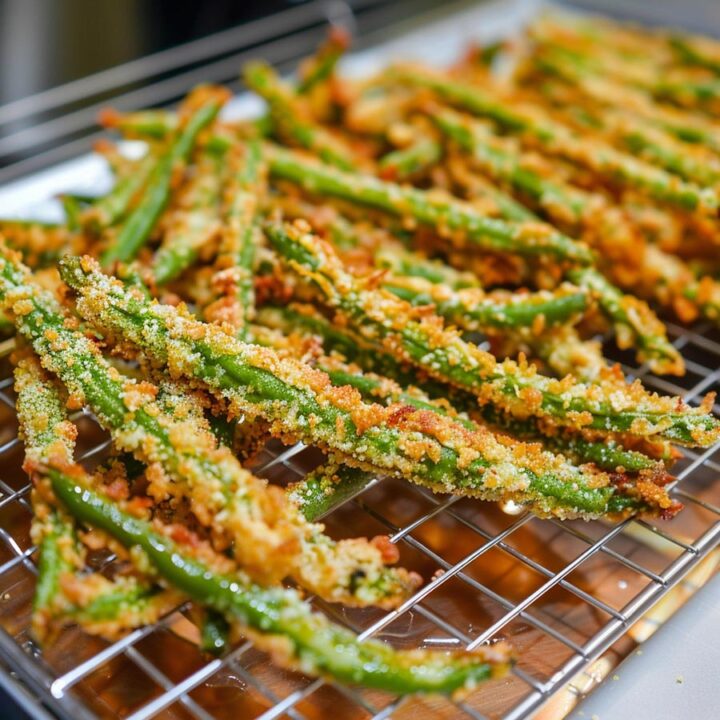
<box><xmin>244</xmin><ymin>62</ymin><xmax>356</xmax><ymax>170</ymax></box>
<box><xmin>297</xmin><ymin>27</ymin><xmax>350</xmax><ymax>94</ymax></box>
<box><xmin>528</xmin><ymin>53</ymin><xmax>720</xmax><ymax>184</ymax></box>
<box><xmin>211</xmin><ymin>139</ymin><xmax>266</xmax><ymax>339</ymax></box>
<box><xmin>152</xmin><ymin>146</ymin><xmax>224</xmax><ymax>285</ymax></box>
<box><xmin>264</xmin><ymin>221</ymin><xmax>715</xmax><ymax>446</ymax></box>
<box><xmin>50</xmin><ymin>469</ymin><xmax>512</xmax><ymax>694</ymax></box>
<box><xmin>56</xmin><ymin>252</ymin><xmax>678</xmax><ymax>519</ymax></box>
<box><xmin>1</xmin><ymin>254</ymin><xmax>416</xmax><ymax>608</ymax></box>
<box><xmin>266</xmin><ymin>144</ymin><xmax>594</xmax><ymax>264</ymax></box>
<box><xmin>669</xmin><ymin>35</ymin><xmax>720</xmax><ymax>75</ymax></box>
<box><xmin>254</xmin><ymin>303</ymin><xmax>667</xmax><ymax>471</ymax></box>
<box><xmin>393</xmin><ymin>66</ymin><xmax>719</xmax><ymax>214</ymax></box>
<box><xmin>568</xmin><ymin>267</ymin><xmax>683</xmax><ymax>374</ymax></box>
<box><xmin>0</xmin><ymin>220</ymin><xmax>71</xmax><ymax>268</ymax></box>
<box><xmin>60</xmin><ymin>195</ymin><xmax>82</xmax><ymax>232</ymax></box>
<box><xmin>200</xmin><ymin>610</ymin><xmax>230</xmax><ymax>656</ymax></box>
<box><xmin>32</xmin><ymin>513</ymin><xmax>77</xmax><ymax>638</ymax></box>
<box><xmin>255</xmin><ymin>302</ymin><xmax>449</xmax><ymax>395</ymax></box>
<box><xmin>378</xmin><ymin>138</ymin><xmax>442</xmax><ymax>180</ymax></box>
<box><xmin>100</xmin><ymin>107</ymin><xmax>180</xmax><ymax>139</ymax></box>
<box><xmin>317</xmin><ymin>358</ymin><xmax>664</xmax><ymax>474</ymax></box>
<box><xmin>384</xmin><ymin>275</ymin><xmax>587</xmax><ymax>331</ymax></box>
<box><xmin>528</xmin><ymin>46</ymin><xmax>720</xmax><ymax>153</ymax></box>
<box><xmin>15</xmin><ymin>352</ymin><xmax>82</xmax><ymax>638</ymax></box>
<box><xmin>527</xmin><ymin>38</ymin><xmax>716</xmax><ymax>112</ymax></box>
<box><xmin>67</xmin><ymin>578</ymin><xmax>178</xmax><ymax>632</ymax></box>
<box><xmin>433</xmin><ymin>108</ymin><xmax>588</xmax><ymax>224</ymax></box>
<box><xmin>84</xmin><ymin>153</ymin><xmax>156</xmax><ymax>232</ymax></box>
<box><xmin>101</xmin><ymin>89</ymin><xmax>226</xmax><ymax>267</ymax></box>
<box><xmin>376</xmin><ymin>243</ymin><xmax>481</xmax><ymax>289</ymax></box>
<box><xmin>288</xmin><ymin>462</ymin><xmax>378</xmax><ymax>522</ymax></box>
<box><xmin>433</xmin><ymin>109</ymin><xmax>681</xmax><ymax>373</ymax></box>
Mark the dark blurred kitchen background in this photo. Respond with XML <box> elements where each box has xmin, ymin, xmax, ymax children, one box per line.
<box><xmin>0</xmin><ymin>1</ymin><xmax>296</xmax><ymax>105</ymax></box>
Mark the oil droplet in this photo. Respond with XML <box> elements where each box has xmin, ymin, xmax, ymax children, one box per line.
<box><xmin>500</xmin><ymin>500</ymin><xmax>523</xmax><ymax>515</ymax></box>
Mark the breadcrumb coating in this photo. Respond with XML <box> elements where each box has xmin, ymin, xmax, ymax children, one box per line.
<box><xmin>57</xmin><ymin>252</ymin><xmax>678</xmax><ymax>520</ymax></box>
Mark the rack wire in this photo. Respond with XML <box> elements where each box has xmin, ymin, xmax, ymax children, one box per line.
<box><xmin>0</xmin><ymin>320</ymin><xmax>718</xmax><ymax>720</ymax></box>
<box><xmin>0</xmin><ymin>2</ymin><xmax>719</xmax><ymax>718</ymax></box>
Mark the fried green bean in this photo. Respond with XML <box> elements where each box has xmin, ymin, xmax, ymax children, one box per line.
<box><xmin>15</xmin><ymin>353</ymin><xmax>82</xmax><ymax>638</ymax></box>
<box><xmin>83</xmin><ymin>152</ymin><xmax>156</xmax><ymax>233</ymax></box>
<box><xmin>244</xmin><ymin>61</ymin><xmax>356</xmax><ymax>170</ymax></box>
<box><xmin>1</xmin><ymin>252</ymin><xmax>417</xmax><ymax>609</ymax></box>
<box><xmin>297</xmin><ymin>27</ymin><xmax>350</xmax><ymax>94</ymax></box>
<box><xmin>152</xmin><ymin>147</ymin><xmax>224</xmax><ymax>285</ymax></box>
<box><xmin>100</xmin><ymin>108</ymin><xmax>179</xmax><ymax>139</ymax></box>
<box><xmin>433</xmin><ymin>109</ymin><xmax>681</xmax><ymax>373</ymax></box>
<box><xmin>0</xmin><ymin>220</ymin><xmax>74</xmax><ymax>268</ymax></box>
<box><xmin>288</xmin><ymin>462</ymin><xmax>378</xmax><ymax>522</ymax></box>
<box><xmin>56</xmin><ymin>252</ymin><xmax>679</xmax><ymax>519</ymax></box>
<box><xmin>15</xmin><ymin>352</ymin><xmax>175</xmax><ymax>640</ymax></box>
<box><xmin>669</xmin><ymin>34</ymin><xmax>720</xmax><ymax>75</ymax></box>
<box><xmin>253</xmin><ymin>303</ymin><xmax>672</xmax><ymax>472</ymax></box>
<box><xmin>50</xmin><ymin>469</ymin><xmax>512</xmax><ymax>694</ymax></box>
<box><xmin>527</xmin><ymin>28</ymin><xmax>720</xmax><ymax>113</ymax></box>
<box><xmin>199</xmin><ymin>609</ymin><xmax>231</xmax><ymax>656</ymax></box>
<box><xmin>101</xmin><ymin>87</ymin><xmax>226</xmax><ymax>267</ymax></box>
<box><xmin>433</xmin><ymin>107</ymin><xmax>591</xmax><ymax>224</ymax></box>
<box><xmin>393</xmin><ymin>66</ymin><xmax>718</xmax><ymax>214</ymax></box>
<box><xmin>528</xmin><ymin>50</ymin><xmax>720</xmax><ymax>183</ymax></box>
<box><xmin>375</xmin><ymin>242</ymin><xmax>482</xmax><ymax>289</ymax></box>
<box><xmin>378</xmin><ymin>138</ymin><xmax>443</xmax><ymax>180</ymax></box>
<box><xmin>256</xmin><ymin>302</ymin><xmax>446</xmax><ymax>394</ymax></box>
<box><xmin>264</xmin><ymin>221</ymin><xmax>714</xmax><ymax>446</ymax></box>
<box><xmin>384</xmin><ymin>275</ymin><xmax>587</xmax><ymax>331</ymax></box>
<box><xmin>207</xmin><ymin>139</ymin><xmax>266</xmax><ymax>339</ymax></box>
<box><xmin>266</xmin><ymin>144</ymin><xmax>594</xmax><ymax>264</ymax></box>
<box><xmin>568</xmin><ymin>267</ymin><xmax>683</xmax><ymax>374</ymax></box>
<box><xmin>526</xmin><ymin>45</ymin><xmax>720</xmax><ymax>154</ymax></box>
<box><xmin>315</xmin><ymin>356</ymin><xmax>666</xmax><ymax>474</ymax></box>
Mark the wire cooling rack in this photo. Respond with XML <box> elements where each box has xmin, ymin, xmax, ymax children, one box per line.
<box><xmin>0</xmin><ymin>2</ymin><xmax>719</xmax><ymax>718</ymax></box>
<box><xmin>0</xmin><ymin>319</ymin><xmax>718</xmax><ymax>720</ymax></box>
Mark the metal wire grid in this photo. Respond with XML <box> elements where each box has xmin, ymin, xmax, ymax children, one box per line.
<box><xmin>0</xmin><ymin>313</ymin><xmax>717</xmax><ymax>720</ymax></box>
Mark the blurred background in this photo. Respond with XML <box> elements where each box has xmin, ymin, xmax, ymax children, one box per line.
<box><xmin>0</xmin><ymin>1</ymin><xmax>293</xmax><ymax>105</ymax></box>
<box><xmin>2</xmin><ymin>0</ymin><xmax>720</xmax><ymax>106</ymax></box>
<box><xmin>2</xmin><ymin>0</ymin><xmax>720</xmax><ymax>182</ymax></box>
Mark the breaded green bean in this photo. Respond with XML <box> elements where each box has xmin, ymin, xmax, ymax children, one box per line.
<box><xmin>297</xmin><ymin>27</ymin><xmax>350</xmax><ymax>94</ymax></box>
<box><xmin>152</xmin><ymin>147</ymin><xmax>224</xmax><ymax>285</ymax></box>
<box><xmin>378</xmin><ymin>138</ymin><xmax>442</xmax><ymax>181</ymax></box>
<box><xmin>49</xmin><ymin>468</ymin><xmax>513</xmax><ymax>694</ymax></box>
<box><xmin>101</xmin><ymin>86</ymin><xmax>227</xmax><ymax>267</ymax></box>
<box><xmin>244</xmin><ymin>61</ymin><xmax>356</xmax><ymax>170</ymax></box>
<box><xmin>56</xmin><ymin>252</ymin><xmax>678</xmax><ymax>519</ymax></box>
<box><xmin>264</xmin><ymin>221</ymin><xmax>714</xmax><ymax>445</ymax></box>
<box><xmin>266</xmin><ymin>143</ymin><xmax>594</xmax><ymax>264</ymax></box>
<box><xmin>207</xmin><ymin>139</ymin><xmax>266</xmax><ymax>339</ymax></box>
<box><xmin>1</xmin><ymin>251</ymin><xmax>418</xmax><ymax>609</ymax></box>
<box><xmin>288</xmin><ymin>462</ymin><xmax>378</xmax><ymax>522</ymax></box>
<box><xmin>393</xmin><ymin>66</ymin><xmax>718</xmax><ymax>214</ymax></box>
<box><xmin>384</xmin><ymin>274</ymin><xmax>587</xmax><ymax>331</ymax></box>
<box><xmin>432</xmin><ymin>109</ymin><xmax>681</xmax><ymax>373</ymax></box>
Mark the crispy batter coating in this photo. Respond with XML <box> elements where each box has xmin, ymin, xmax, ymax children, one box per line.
<box><xmin>57</xmin><ymin>253</ymin><xmax>679</xmax><ymax>520</ymax></box>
